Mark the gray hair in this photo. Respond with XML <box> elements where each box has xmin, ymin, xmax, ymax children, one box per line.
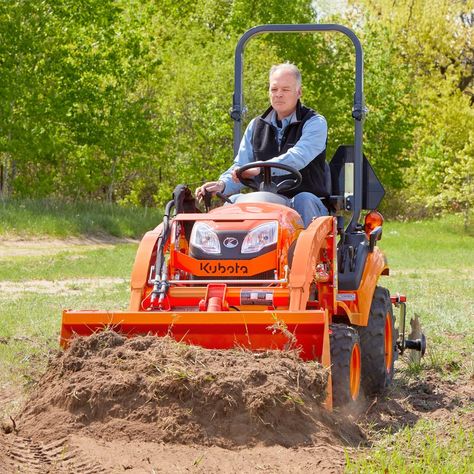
<box><xmin>269</xmin><ymin>63</ymin><xmax>302</xmax><ymax>88</ymax></box>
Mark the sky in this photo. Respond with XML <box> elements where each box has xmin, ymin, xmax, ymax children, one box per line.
<box><xmin>313</xmin><ymin>0</ymin><xmax>348</xmax><ymax>19</ymax></box>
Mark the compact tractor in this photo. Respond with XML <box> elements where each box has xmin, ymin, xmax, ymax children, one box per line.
<box><xmin>61</xmin><ymin>24</ymin><xmax>426</xmax><ymax>408</ymax></box>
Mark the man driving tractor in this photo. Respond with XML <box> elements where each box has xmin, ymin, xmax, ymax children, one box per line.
<box><xmin>196</xmin><ymin>63</ymin><xmax>329</xmax><ymax>227</ymax></box>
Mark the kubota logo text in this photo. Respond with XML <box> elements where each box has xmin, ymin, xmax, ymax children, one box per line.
<box><xmin>199</xmin><ymin>262</ymin><xmax>248</xmax><ymax>274</ymax></box>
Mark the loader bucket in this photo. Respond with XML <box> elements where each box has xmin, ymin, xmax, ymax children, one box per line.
<box><xmin>60</xmin><ymin>309</ymin><xmax>330</xmax><ymax>364</ymax></box>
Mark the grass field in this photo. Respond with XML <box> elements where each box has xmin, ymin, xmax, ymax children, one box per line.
<box><xmin>379</xmin><ymin>217</ymin><xmax>474</xmax><ymax>377</ymax></box>
<box><xmin>0</xmin><ymin>198</ymin><xmax>163</xmax><ymax>239</ymax></box>
<box><xmin>0</xmin><ymin>202</ymin><xmax>473</xmax><ymax>471</ymax></box>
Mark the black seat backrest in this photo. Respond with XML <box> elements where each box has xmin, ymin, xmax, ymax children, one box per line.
<box><xmin>322</xmin><ymin>161</ymin><xmax>338</xmax><ymax>213</ymax></box>
<box><xmin>329</xmin><ymin>145</ymin><xmax>385</xmax><ymax>210</ymax></box>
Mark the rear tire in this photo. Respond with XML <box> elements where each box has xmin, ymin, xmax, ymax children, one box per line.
<box><xmin>330</xmin><ymin>324</ymin><xmax>361</xmax><ymax>407</ymax></box>
<box><xmin>358</xmin><ymin>286</ymin><xmax>397</xmax><ymax>395</ymax></box>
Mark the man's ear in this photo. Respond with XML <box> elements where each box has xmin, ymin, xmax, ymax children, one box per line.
<box><xmin>297</xmin><ymin>86</ymin><xmax>302</xmax><ymax>99</ymax></box>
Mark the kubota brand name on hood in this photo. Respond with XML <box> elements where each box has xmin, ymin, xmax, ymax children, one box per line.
<box><xmin>199</xmin><ymin>262</ymin><xmax>248</xmax><ymax>275</ymax></box>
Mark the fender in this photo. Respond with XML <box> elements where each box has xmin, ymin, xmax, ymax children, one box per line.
<box><xmin>288</xmin><ymin>216</ymin><xmax>335</xmax><ymax>311</ymax></box>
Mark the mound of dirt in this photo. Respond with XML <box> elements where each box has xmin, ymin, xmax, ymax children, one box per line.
<box><xmin>15</xmin><ymin>332</ymin><xmax>364</xmax><ymax>449</ymax></box>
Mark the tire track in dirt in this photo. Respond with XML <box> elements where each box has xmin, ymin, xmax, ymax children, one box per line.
<box><xmin>1</xmin><ymin>434</ymin><xmax>106</xmax><ymax>474</ymax></box>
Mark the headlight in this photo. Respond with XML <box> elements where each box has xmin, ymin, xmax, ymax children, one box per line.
<box><xmin>190</xmin><ymin>223</ymin><xmax>221</xmax><ymax>254</ymax></box>
<box><xmin>241</xmin><ymin>221</ymin><xmax>278</xmax><ymax>254</ymax></box>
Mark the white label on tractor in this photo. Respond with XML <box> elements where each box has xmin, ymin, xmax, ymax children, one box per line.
<box><xmin>344</xmin><ymin>162</ymin><xmax>354</xmax><ymax>198</ymax></box>
<box><xmin>336</xmin><ymin>293</ymin><xmax>356</xmax><ymax>301</ymax></box>
<box><xmin>240</xmin><ymin>290</ymin><xmax>274</xmax><ymax>306</ymax></box>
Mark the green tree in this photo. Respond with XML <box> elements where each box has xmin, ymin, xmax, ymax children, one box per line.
<box><xmin>0</xmin><ymin>0</ymin><xmax>165</xmax><ymax>201</ymax></box>
<box><xmin>354</xmin><ymin>0</ymin><xmax>474</xmax><ymax>220</ymax></box>
<box><xmin>9</xmin><ymin>0</ymin><xmax>468</xmax><ymax>219</ymax></box>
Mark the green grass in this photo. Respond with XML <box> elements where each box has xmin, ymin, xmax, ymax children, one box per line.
<box><xmin>0</xmin><ymin>243</ymin><xmax>137</xmax><ymax>281</ymax></box>
<box><xmin>380</xmin><ymin>214</ymin><xmax>474</xmax><ymax>270</ymax></box>
<box><xmin>0</xmin><ymin>198</ymin><xmax>163</xmax><ymax>238</ymax></box>
<box><xmin>0</xmin><ymin>198</ymin><xmax>144</xmax><ymax>383</ymax></box>
<box><xmin>348</xmin><ymin>214</ymin><xmax>474</xmax><ymax>472</ymax></box>
<box><xmin>0</xmin><ymin>283</ymin><xmax>130</xmax><ymax>385</ymax></box>
<box><xmin>346</xmin><ymin>419</ymin><xmax>474</xmax><ymax>473</ymax></box>
<box><xmin>379</xmin><ymin>214</ymin><xmax>474</xmax><ymax>335</ymax></box>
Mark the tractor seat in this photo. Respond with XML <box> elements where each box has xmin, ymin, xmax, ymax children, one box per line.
<box><xmin>232</xmin><ymin>191</ymin><xmax>290</xmax><ymax>206</ymax></box>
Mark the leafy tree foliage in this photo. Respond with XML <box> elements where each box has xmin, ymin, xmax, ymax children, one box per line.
<box><xmin>0</xmin><ymin>0</ymin><xmax>163</xmax><ymax>201</ymax></box>
<box><xmin>352</xmin><ymin>0</ymin><xmax>474</xmax><ymax>222</ymax></box>
<box><xmin>0</xmin><ymin>0</ymin><xmax>472</xmax><ymax>225</ymax></box>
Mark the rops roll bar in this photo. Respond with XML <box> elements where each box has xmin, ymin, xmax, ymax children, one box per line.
<box><xmin>231</xmin><ymin>24</ymin><xmax>366</xmax><ymax>232</ymax></box>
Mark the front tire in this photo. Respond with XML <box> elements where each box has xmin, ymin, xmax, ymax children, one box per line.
<box><xmin>358</xmin><ymin>286</ymin><xmax>397</xmax><ymax>395</ymax></box>
<box><xmin>330</xmin><ymin>324</ymin><xmax>361</xmax><ymax>407</ymax></box>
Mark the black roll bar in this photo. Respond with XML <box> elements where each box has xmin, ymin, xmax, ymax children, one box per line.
<box><xmin>231</xmin><ymin>24</ymin><xmax>366</xmax><ymax>232</ymax></box>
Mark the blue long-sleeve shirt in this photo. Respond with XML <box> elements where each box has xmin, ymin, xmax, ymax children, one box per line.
<box><xmin>219</xmin><ymin>109</ymin><xmax>327</xmax><ymax>195</ymax></box>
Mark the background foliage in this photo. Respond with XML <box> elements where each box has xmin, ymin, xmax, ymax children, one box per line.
<box><xmin>0</xmin><ymin>0</ymin><xmax>472</xmax><ymax>222</ymax></box>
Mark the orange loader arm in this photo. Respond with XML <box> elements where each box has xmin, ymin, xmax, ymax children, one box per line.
<box><xmin>129</xmin><ymin>224</ymin><xmax>163</xmax><ymax>311</ymax></box>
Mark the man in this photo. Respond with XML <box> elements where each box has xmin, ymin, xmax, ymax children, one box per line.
<box><xmin>196</xmin><ymin>63</ymin><xmax>328</xmax><ymax>227</ymax></box>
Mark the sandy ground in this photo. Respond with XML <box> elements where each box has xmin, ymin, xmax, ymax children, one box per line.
<box><xmin>0</xmin><ymin>431</ymin><xmax>350</xmax><ymax>473</ymax></box>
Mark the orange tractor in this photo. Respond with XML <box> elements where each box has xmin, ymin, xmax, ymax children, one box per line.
<box><xmin>61</xmin><ymin>24</ymin><xmax>425</xmax><ymax>408</ymax></box>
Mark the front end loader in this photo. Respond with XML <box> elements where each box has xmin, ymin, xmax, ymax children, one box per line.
<box><xmin>61</xmin><ymin>24</ymin><xmax>426</xmax><ymax>409</ymax></box>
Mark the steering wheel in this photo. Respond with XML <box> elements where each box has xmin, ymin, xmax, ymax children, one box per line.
<box><xmin>236</xmin><ymin>161</ymin><xmax>302</xmax><ymax>194</ymax></box>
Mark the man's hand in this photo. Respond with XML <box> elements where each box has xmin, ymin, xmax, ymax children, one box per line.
<box><xmin>195</xmin><ymin>181</ymin><xmax>225</xmax><ymax>202</ymax></box>
<box><xmin>232</xmin><ymin>167</ymin><xmax>260</xmax><ymax>182</ymax></box>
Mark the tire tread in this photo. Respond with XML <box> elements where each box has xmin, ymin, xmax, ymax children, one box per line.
<box><xmin>358</xmin><ymin>286</ymin><xmax>397</xmax><ymax>395</ymax></box>
<box><xmin>330</xmin><ymin>323</ymin><xmax>361</xmax><ymax>406</ymax></box>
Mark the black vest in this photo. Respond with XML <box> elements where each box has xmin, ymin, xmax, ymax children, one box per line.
<box><xmin>252</xmin><ymin>102</ymin><xmax>328</xmax><ymax>199</ymax></box>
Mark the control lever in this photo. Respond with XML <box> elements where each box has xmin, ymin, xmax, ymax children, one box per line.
<box><xmin>369</xmin><ymin>226</ymin><xmax>383</xmax><ymax>252</ymax></box>
<box><xmin>203</xmin><ymin>188</ymin><xmax>212</xmax><ymax>212</ymax></box>
<box><xmin>216</xmin><ymin>191</ymin><xmax>232</xmax><ymax>204</ymax></box>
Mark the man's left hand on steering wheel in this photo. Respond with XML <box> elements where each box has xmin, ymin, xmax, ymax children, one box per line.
<box><xmin>231</xmin><ymin>167</ymin><xmax>259</xmax><ymax>182</ymax></box>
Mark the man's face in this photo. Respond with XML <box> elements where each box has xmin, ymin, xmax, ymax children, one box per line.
<box><xmin>268</xmin><ymin>69</ymin><xmax>302</xmax><ymax>120</ymax></box>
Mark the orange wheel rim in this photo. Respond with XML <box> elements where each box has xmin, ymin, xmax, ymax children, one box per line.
<box><xmin>349</xmin><ymin>343</ymin><xmax>361</xmax><ymax>400</ymax></box>
<box><xmin>385</xmin><ymin>312</ymin><xmax>393</xmax><ymax>373</ymax></box>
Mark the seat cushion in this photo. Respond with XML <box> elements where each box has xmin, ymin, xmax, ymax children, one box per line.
<box><xmin>233</xmin><ymin>192</ymin><xmax>290</xmax><ymax>206</ymax></box>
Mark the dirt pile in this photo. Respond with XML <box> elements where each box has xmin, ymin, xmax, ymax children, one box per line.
<box><xmin>14</xmin><ymin>332</ymin><xmax>362</xmax><ymax>450</ymax></box>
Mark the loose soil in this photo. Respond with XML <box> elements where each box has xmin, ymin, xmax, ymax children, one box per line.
<box><xmin>1</xmin><ymin>332</ymin><xmax>363</xmax><ymax>473</ymax></box>
<box><xmin>1</xmin><ymin>332</ymin><xmax>472</xmax><ymax>473</ymax></box>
